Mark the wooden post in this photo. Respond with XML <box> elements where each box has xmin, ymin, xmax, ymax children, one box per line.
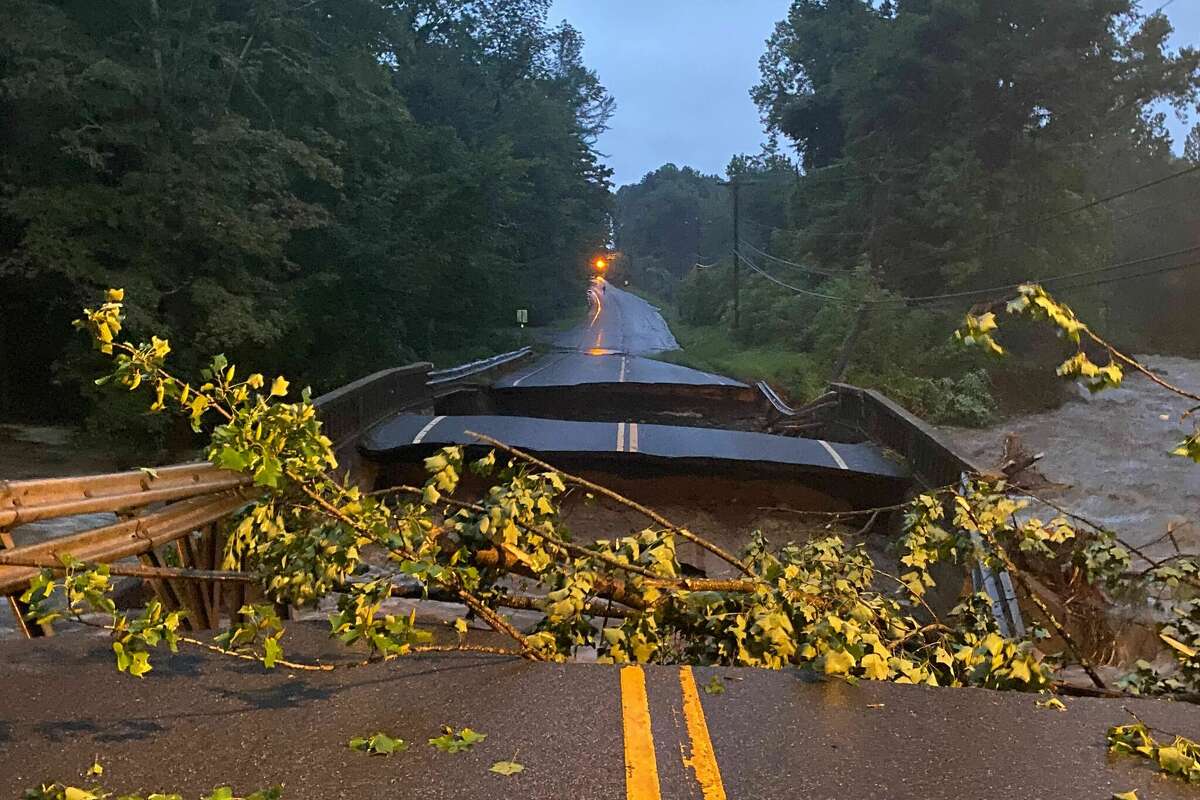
<box><xmin>180</xmin><ymin>534</ymin><xmax>218</xmax><ymax>629</ymax></box>
<box><xmin>139</xmin><ymin>548</ymin><xmax>182</xmax><ymax>614</ymax></box>
<box><xmin>164</xmin><ymin>539</ymin><xmax>210</xmax><ymax>631</ymax></box>
<box><xmin>1</xmin><ymin>530</ymin><xmax>49</xmax><ymax>637</ymax></box>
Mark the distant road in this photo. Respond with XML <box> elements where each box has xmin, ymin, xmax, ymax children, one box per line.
<box><xmin>554</xmin><ymin>278</ymin><xmax>679</xmax><ymax>355</ymax></box>
<box><xmin>503</xmin><ymin>279</ymin><xmax>742</xmax><ymax>388</ymax></box>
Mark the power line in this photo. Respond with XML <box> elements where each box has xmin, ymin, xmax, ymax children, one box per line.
<box><xmin>1046</xmin><ymin>257</ymin><xmax>1200</xmax><ymax>293</ymax></box>
<box><xmin>985</xmin><ymin>162</ymin><xmax>1200</xmax><ymax>241</ymax></box>
<box><xmin>746</xmin><ymin>163</ymin><xmax>1200</xmax><ymax>246</ymax></box>
<box><xmin>734</xmin><ymin>252</ymin><xmax>849</xmax><ymax>301</ymax></box>
<box><xmin>738</xmin><ymin>239</ymin><xmax>849</xmax><ymax>277</ymax></box>
<box><xmin>736</xmin><ymin>165</ymin><xmax>1200</xmax><ymax>284</ymax></box>
<box><xmin>900</xmin><ymin>244</ymin><xmax>1200</xmax><ymax>306</ymax></box>
<box><xmin>740</xmin><ymin>216</ymin><xmax>869</xmax><ymax>239</ymax></box>
<box><xmin>736</xmin><ymin>243</ymin><xmax>1200</xmax><ymax>307</ymax></box>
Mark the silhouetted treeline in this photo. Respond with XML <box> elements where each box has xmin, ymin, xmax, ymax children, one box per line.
<box><xmin>0</xmin><ymin>0</ymin><xmax>612</xmax><ymax>438</ymax></box>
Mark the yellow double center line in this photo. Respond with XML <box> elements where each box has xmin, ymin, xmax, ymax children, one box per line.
<box><xmin>620</xmin><ymin>665</ymin><xmax>727</xmax><ymax>800</ymax></box>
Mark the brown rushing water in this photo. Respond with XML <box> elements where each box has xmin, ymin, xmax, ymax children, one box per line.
<box><xmin>943</xmin><ymin>355</ymin><xmax>1200</xmax><ymax>562</ymax></box>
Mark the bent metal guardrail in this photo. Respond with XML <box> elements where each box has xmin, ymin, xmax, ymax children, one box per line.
<box><xmin>312</xmin><ymin>362</ymin><xmax>434</xmax><ymax>449</ymax></box>
<box><xmin>825</xmin><ymin>382</ymin><xmax>986</xmax><ymax>489</ymax></box>
<box><xmin>0</xmin><ymin>465</ymin><xmax>256</xmax><ymax>636</ymax></box>
<box><xmin>825</xmin><ymin>383</ymin><xmax>1024</xmax><ymax>635</ymax></box>
<box><xmin>0</xmin><ymin>352</ymin><xmax>532</xmax><ymax>637</ymax></box>
<box><xmin>755</xmin><ymin>380</ymin><xmax>796</xmax><ymax>416</ymax></box>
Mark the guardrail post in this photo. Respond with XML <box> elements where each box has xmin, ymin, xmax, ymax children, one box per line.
<box><xmin>1</xmin><ymin>529</ymin><xmax>49</xmax><ymax>638</ymax></box>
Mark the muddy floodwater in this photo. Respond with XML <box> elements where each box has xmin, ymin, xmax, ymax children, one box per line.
<box><xmin>944</xmin><ymin>355</ymin><xmax>1200</xmax><ymax>561</ymax></box>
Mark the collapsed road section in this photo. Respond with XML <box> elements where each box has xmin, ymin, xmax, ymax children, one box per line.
<box><xmin>0</xmin><ymin>279</ymin><xmax>1115</xmax><ymax>799</ymax></box>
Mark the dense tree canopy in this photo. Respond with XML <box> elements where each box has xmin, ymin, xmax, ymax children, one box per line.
<box><xmin>0</xmin><ymin>0</ymin><xmax>612</xmax><ymax>436</ymax></box>
<box><xmin>751</xmin><ymin>0</ymin><xmax>1200</xmax><ymax>296</ymax></box>
<box><xmin>616</xmin><ymin>0</ymin><xmax>1200</xmax><ymax>419</ymax></box>
<box><xmin>612</xmin><ymin>164</ymin><xmax>729</xmax><ymax>299</ymax></box>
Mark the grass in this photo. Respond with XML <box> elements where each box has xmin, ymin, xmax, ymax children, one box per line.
<box><xmin>623</xmin><ymin>285</ymin><xmax>829</xmax><ymax>404</ymax></box>
<box><xmin>657</xmin><ymin>321</ymin><xmax>827</xmax><ymax>404</ymax></box>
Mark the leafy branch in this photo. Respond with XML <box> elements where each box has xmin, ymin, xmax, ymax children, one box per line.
<box><xmin>45</xmin><ymin>289</ymin><xmax>1200</xmax><ymax>700</ymax></box>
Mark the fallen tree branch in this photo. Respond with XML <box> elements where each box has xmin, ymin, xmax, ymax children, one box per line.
<box><xmin>467</xmin><ymin>431</ymin><xmax>753</xmax><ymax>576</ymax></box>
<box><xmin>379</xmin><ymin>484</ymin><xmax>685</xmax><ymax>584</ymax></box>
<box><xmin>293</xmin><ymin>474</ymin><xmax>540</xmax><ymax>660</ymax></box>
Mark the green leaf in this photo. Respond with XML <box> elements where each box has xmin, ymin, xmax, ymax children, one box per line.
<box><xmin>1156</xmin><ymin>744</ymin><xmax>1194</xmax><ymax>775</ymax></box>
<box><xmin>253</xmin><ymin>455</ymin><xmax>282</xmax><ymax>488</ymax></box>
<box><xmin>64</xmin><ymin>788</ymin><xmax>102</xmax><ymax>800</ymax></box>
<box><xmin>128</xmin><ymin>650</ymin><xmax>152</xmax><ymax>678</ymax></box>
<box><xmin>215</xmin><ymin>446</ymin><xmax>249</xmax><ymax>472</ymax></box>
<box><xmin>823</xmin><ymin>648</ymin><xmax>856</xmax><ymax>676</ymax></box>
<box><xmin>349</xmin><ymin>732</ymin><xmax>407</xmax><ymax>756</ymax></box>
<box><xmin>489</xmin><ymin>760</ymin><xmax>525</xmax><ymax>776</ymax></box>
<box><xmin>112</xmin><ymin>641</ymin><xmax>131</xmax><ymax>672</ymax></box>
<box><xmin>1160</xmin><ymin>633</ymin><xmax>1198</xmax><ymax>658</ymax></box>
<box><xmin>429</xmin><ymin>726</ymin><xmax>487</xmax><ymax>753</ymax></box>
<box><xmin>860</xmin><ymin>652</ymin><xmax>890</xmax><ymax>680</ymax></box>
<box><xmin>263</xmin><ymin>635</ymin><xmax>282</xmax><ymax>669</ymax></box>
<box><xmin>1035</xmin><ymin>697</ymin><xmax>1067</xmax><ymax>711</ymax></box>
<box><xmin>703</xmin><ymin>675</ymin><xmax>725</xmax><ymax>695</ymax></box>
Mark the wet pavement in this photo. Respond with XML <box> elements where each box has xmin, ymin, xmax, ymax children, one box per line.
<box><xmin>361</xmin><ymin>414</ymin><xmax>908</xmax><ymax>480</ymax></box>
<box><xmin>1</xmin><ymin>623</ymin><xmax>1196</xmax><ymax>799</ymax></box>
<box><xmin>496</xmin><ymin>351</ymin><xmax>745</xmax><ymax>388</ymax></box>
<box><xmin>502</xmin><ymin>279</ymin><xmax>742</xmax><ymax>389</ymax></box>
<box><xmin>556</xmin><ymin>278</ymin><xmax>680</xmax><ymax>355</ymax></box>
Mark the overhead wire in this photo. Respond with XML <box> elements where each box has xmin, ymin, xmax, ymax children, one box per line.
<box><xmin>734</xmin><ymin>251</ymin><xmax>848</xmax><ymax>301</ymax></box>
<box><xmin>734</xmin><ymin>162</ymin><xmax>1200</xmax><ymax>285</ymax></box>
<box><xmin>738</xmin><ymin>239</ymin><xmax>848</xmax><ymax>277</ymax></box>
<box><xmin>735</xmin><ymin>242</ymin><xmax>1200</xmax><ymax>308</ymax></box>
<box><xmin>984</xmin><ymin>162</ymin><xmax>1200</xmax><ymax>241</ymax></box>
<box><xmin>745</xmin><ymin>162</ymin><xmax>1200</xmax><ymax>244</ymax></box>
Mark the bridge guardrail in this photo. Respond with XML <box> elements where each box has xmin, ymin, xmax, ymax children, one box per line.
<box><xmin>427</xmin><ymin>347</ymin><xmax>533</xmax><ymax>386</ymax></box>
<box><xmin>827</xmin><ymin>382</ymin><xmax>986</xmax><ymax>489</ymax></box>
<box><xmin>827</xmin><ymin>384</ymin><xmax>1023</xmax><ymax>633</ymax></box>
<box><xmin>755</xmin><ymin>381</ymin><xmax>796</xmax><ymax>416</ymax></box>
<box><xmin>312</xmin><ymin>362</ymin><xmax>433</xmax><ymax>447</ymax></box>
<box><xmin>0</xmin><ymin>470</ymin><xmax>256</xmax><ymax>635</ymax></box>
<box><xmin>1</xmin><ymin>348</ymin><xmax>542</xmax><ymax>639</ymax></box>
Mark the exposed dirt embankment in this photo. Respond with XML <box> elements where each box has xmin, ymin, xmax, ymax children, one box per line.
<box><xmin>943</xmin><ymin>355</ymin><xmax>1200</xmax><ymax>559</ymax></box>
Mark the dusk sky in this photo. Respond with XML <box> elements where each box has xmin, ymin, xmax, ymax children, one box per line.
<box><xmin>549</xmin><ymin>1</ymin><xmax>1200</xmax><ymax>187</ymax></box>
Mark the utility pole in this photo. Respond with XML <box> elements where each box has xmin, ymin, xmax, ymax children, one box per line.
<box><xmin>731</xmin><ymin>179</ymin><xmax>741</xmax><ymax>330</ymax></box>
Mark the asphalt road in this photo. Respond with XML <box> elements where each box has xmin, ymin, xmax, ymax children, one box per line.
<box><xmin>498</xmin><ymin>279</ymin><xmax>743</xmax><ymax>389</ymax></box>
<box><xmin>361</xmin><ymin>414</ymin><xmax>908</xmax><ymax>480</ymax></box>
<box><xmin>558</xmin><ymin>278</ymin><xmax>680</xmax><ymax>355</ymax></box>
<box><xmin>2</xmin><ymin>625</ymin><xmax>1196</xmax><ymax>800</ymax></box>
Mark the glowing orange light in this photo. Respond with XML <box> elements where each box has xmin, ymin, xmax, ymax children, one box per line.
<box><xmin>594</xmin><ymin>257</ymin><xmax>607</xmax><ymax>271</ymax></box>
